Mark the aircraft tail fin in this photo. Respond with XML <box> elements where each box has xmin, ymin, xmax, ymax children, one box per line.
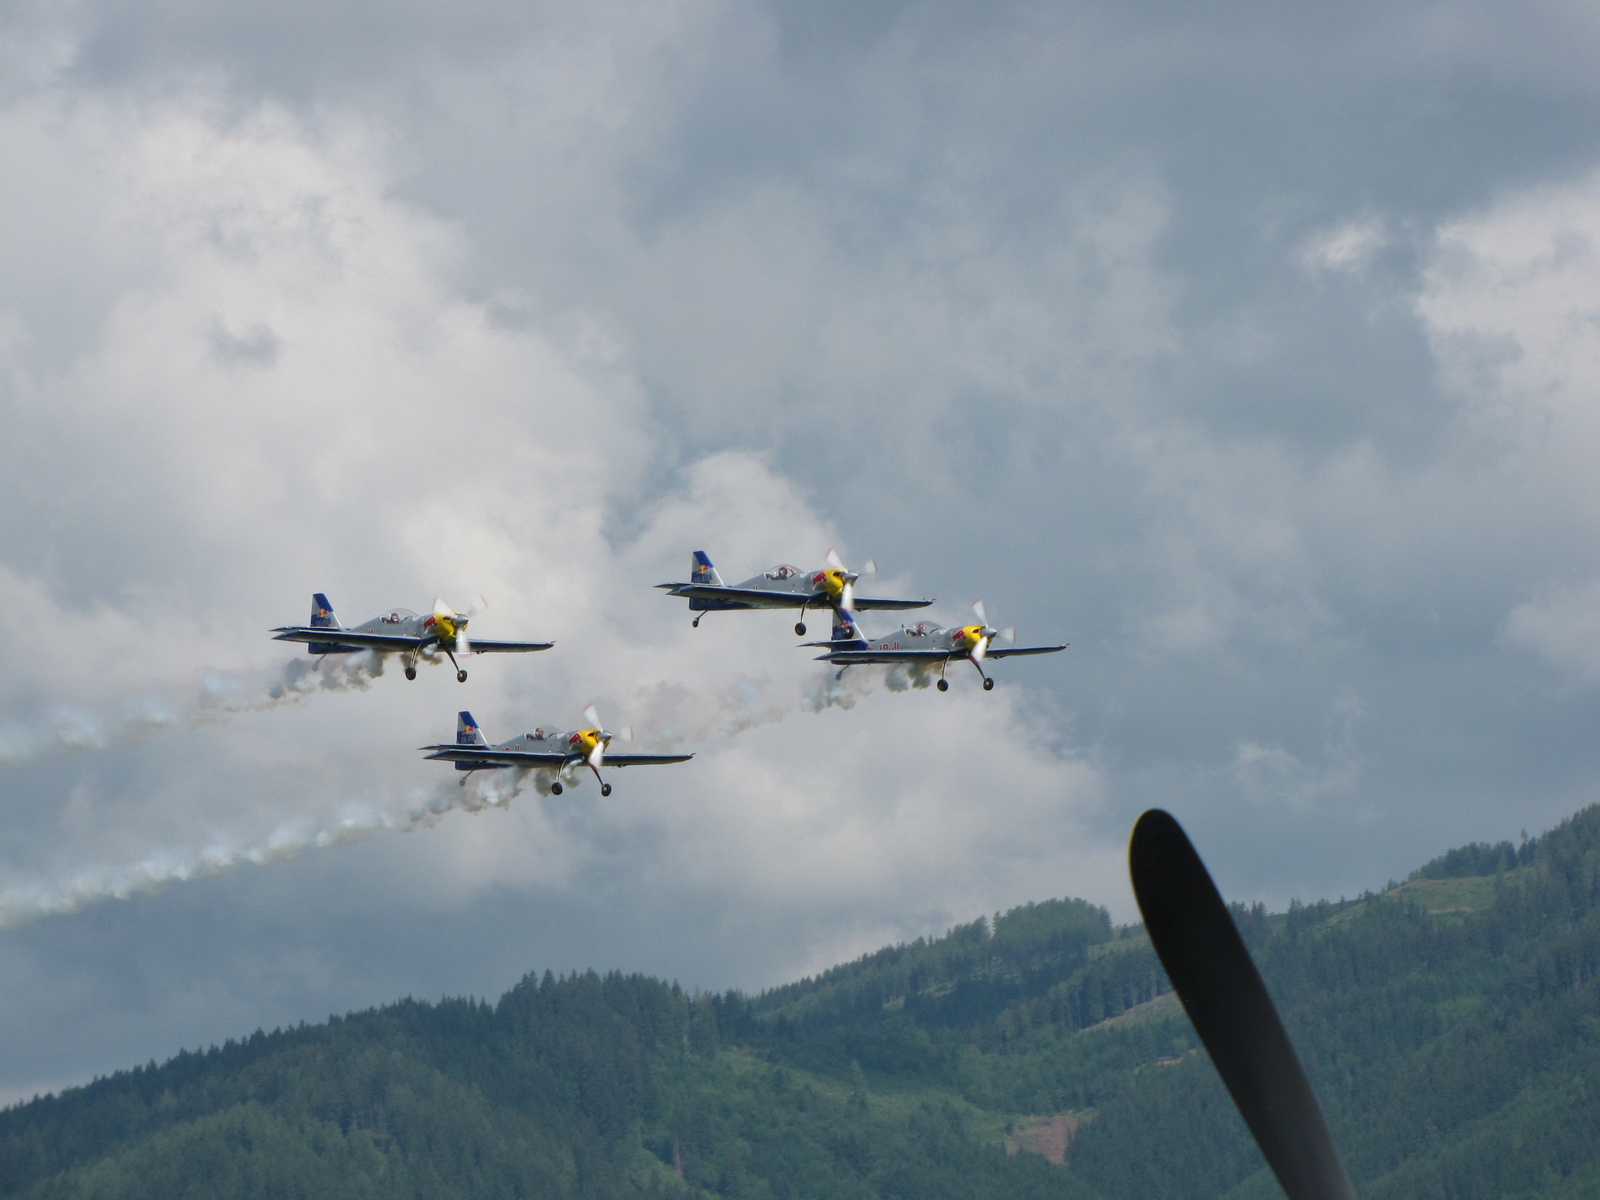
<box><xmin>310</xmin><ymin>593</ymin><xmax>340</xmax><ymax>629</ymax></box>
<box><xmin>456</xmin><ymin>711</ymin><xmax>488</xmax><ymax>747</ymax></box>
<box><xmin>827</xmin><ymin>609</ymin><xmax>869</xmax><ymax>649</ymax></box>
<box><xmin>302</xmin><ymin>593</ymin><xmax>351</xmax><ymax>655</ymax></box>
<box><xmin>690</xmin><ymin>551</ymin><xmax>724</xmax><ymax>587</ymax></box>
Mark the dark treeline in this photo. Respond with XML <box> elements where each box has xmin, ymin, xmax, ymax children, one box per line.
<box><xmin>1413</xmin><ymin>836</ymin><xmax>1540</xmax><ymax>880</ymax></box>
<box><xmin>1063</xmin><ymin>804</ymin><xmax>1600</xmax><ymax>1199</ymax></box>
<box><xmin>750</xmin><ymin>897</ymin><xmax>1159</xmax><ymax>1038</ymax></box>
<box><xmin>4</xmin><ymin>805</ymin><xmax>1600</xmax><ymax>1197</ymax></box>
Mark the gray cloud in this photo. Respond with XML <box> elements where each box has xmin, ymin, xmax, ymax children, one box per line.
<box><xmin>5</xmin><ymin>0</ymin><xmax>1600</xmax><ymax>1100</ymax></box>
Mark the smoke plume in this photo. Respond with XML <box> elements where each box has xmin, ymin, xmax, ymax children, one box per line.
<box><xmin>0</xmin><ymin>652</ymin><xmax>387</xmax><ymax>772</ymax></box>
<box><xmin>0</xmin><ymin>661</ymin><xmax>944</xmax><ymax>928</ymax></box>
<box><xmin>625</xmin><ymin>664</ymin><xmax>886</xmax><ymax>747</ymax></box>
<box><xmin>0</xmin><ymin>766</ymin><xmax>546</xmax><ymax>929</ymax></box>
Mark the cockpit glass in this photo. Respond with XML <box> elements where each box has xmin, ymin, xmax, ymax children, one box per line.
<box><xmin>766</xmin><ymin>564</ymin><xmax>800</xmax><ymax>580</ymax></box>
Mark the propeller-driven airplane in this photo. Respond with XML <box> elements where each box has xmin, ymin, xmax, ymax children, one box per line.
<box><xmin>420</xmin><ymin>707</ymin><xmax>693</xmax><ymax>795</ymax></box>
<box><xmin>656</xmin><ymin>550</ymin><xmax>932</xmax><ymax>635</ymax></box>
<box><xmin>805</xmin><ymin>600</ymin><xmax>1065</xmax><ymax>690</ymax></box>
<box><xmin>271</xmin><ymin>593</ymin><xmax>553</xmax><ymax>682</ymax></box>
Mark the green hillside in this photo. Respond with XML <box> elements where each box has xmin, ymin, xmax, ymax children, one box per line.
<box><xmin>3</xmin><ymin>804</ymin><xmax>1600</xmax><ymax>1198</ymax></box>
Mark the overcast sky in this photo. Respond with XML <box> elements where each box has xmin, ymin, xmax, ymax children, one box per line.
<box><xmin>5</xmin><ymin>0</ymin><xmax>1600</xmax><ymax>1101</ymax></box>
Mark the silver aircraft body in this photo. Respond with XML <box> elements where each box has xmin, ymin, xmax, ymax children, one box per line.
<box><xmin>656</xmin><ymin>550</ymin><xmax>932</xmax><ymax>635</ymax></box>
<box><xmin>421</xmin><ymin>708</ymin><xmax>692</xmax><ymax>795</ymax></box>
<box><xmin>271</xmin><ymin>593</ymin><xmax>553</xmax><ymax>682</ymax></box>
<box><xmin>806</xmin><ymin>601</ymin><xmax>1066</xmax><ymax>691</ymax></box>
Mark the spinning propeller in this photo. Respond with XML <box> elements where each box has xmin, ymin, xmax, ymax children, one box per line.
<box><xmin>794</xmin><ymin>549</ymin><xmax>878</xmax><ymax>636</ymax></box>
<box><xmin>1130</xmin><ymin>810</ymin><xmax>1356</xmax><ymax>1200</ymax></box>
<box><xmin>940</xmin><ymin>600</ymin><xmax>1019</xmax><ymax>691</ymax></box>
<box><xmin>822</xmin><ymin>548</ymin><xmax>877</xmax><ymax>613</ymax></box>
<box><xmin>575</xmin><ymin>704</ymin><xmax>632</xmax><ymax>795</ymax></box>
<box><xmin>957</xmin><ymin>599</ymin><xmax>1016</xmax><ymax>662</ymax></box>
<box><xmin>429</xmin><ymin>595</ymin><xmax>487</xmax><ymax>681</ymax></box>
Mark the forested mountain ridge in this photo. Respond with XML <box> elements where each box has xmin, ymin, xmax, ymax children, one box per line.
<box><xmin>2</xmin><ymin>804</ymin><xmax>1599</xmax><ymax>1199</ymax></box>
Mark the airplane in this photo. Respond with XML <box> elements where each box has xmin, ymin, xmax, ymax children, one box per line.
<box><xmin>656</xmin><ymin>550</ymin><xmax>933</xmax><ymax>635</ymax></box>
<box><xmin>270</xmin><ymin>593</ymin><xmax>553</xmax><ymax>682</ymax></box>
<box><xmin>420</xmin><ymin>707</ymin><xmax>693</xmax><ymax>796</ymax></box>
<box><xmin>804</xmin><ymin>600</ymin><xmax>1066</xmax><ymax>690</ymax></box>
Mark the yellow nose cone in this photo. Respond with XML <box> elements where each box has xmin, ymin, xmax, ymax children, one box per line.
<box><xmin>822</xmin><ymin>569</ymin><xmax>848</xmax><ymax>601</ymax></box>
<box><xmin>957</xmin><ymin>624</ymin><xmax>984</xmax><ymax>645</ymax></box>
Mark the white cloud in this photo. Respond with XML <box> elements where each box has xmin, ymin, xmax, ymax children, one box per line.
<box><xmin>0</xmin><ymin>86</ymin><xmax>1110</xmax><ymax>1021</ymax></box>
<box><xmin>1415</xmin><ymin>170</ymin><xmax>1600</xmax><ymax>687</ymax></box>
<box><xmin>1419</xmin><ymin>170</ymin><xmax>1600</xmax><ymax>478</ymax></box>
<box><xmin>11</xmin><ymin>0</ymin><xmax>1600</xmax><ymax>1100</ymax></box>
<box><xmin>1505</xmin><ymin>578</ymin><xmax>1600</xmax><ymax>684</ymax></box>
<box><xmin>1299</xmin><ymin>218</ymin><xmax>1388</xmax><ymax>276</ymax></box>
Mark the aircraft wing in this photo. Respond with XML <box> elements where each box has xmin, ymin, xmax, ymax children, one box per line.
<box><xmin>850</xmin><ymin>596</ymin><xmax>935</xmax><ymax>611</ymax></box>
<box><xmin>655</xmin><ymin>584</ymin><xmax>817</xmax><ymax>609</ymax></box>
<box><xmin>464</xmin><ymin>639</ymin><xmax>555</xmax><ymax>654</ymax></box>
<box><xmin>420</xmin><ymin>745</ymin><xmax>569</xmax><ymax>766</ymax></box>
<box><xmin>420</xmin><ymin>746</ymin><xmax>692</xmax><ymax>768</ymax></box>
<box><xmin>816</xmin><ymin>644</ymin><xmax>1067</xmax><ymax>664</ymax></box>
<box><xmin>271</xmin><ymin>627</ymin><xmax>425</xmax><ymax>651</ymax></box>
<box><xmin>984</xmin><ymin>644</ymin><xmax>1068</xmax><ymax>658</ymax></box>
<box><xmin>658</xmin><ymin>585</ymin><xmax>932</xmax><ymax>611</ymax></box>
<box><xmin>814</xmin><ymin>649</ymin><xmax>955</xmax><ymax>664</ymax></box>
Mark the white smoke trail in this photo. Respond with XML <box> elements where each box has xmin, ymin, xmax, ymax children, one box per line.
<box><xmin>883</xmin><ymin>662</ymin><xmax>939</xmax><ymax>692</ymax></box>
<box><xmin>202</xmin><ymin>650</ymin><xmax>388</xmax><ymax>712</ymax></box>
<box><xmin>0</xmin><ymin>652</ymin><xmax>387</xmax><ymax>772</ymax></box>
<box><xmin>625</xmin><ymin>664</ymin><xmax>888</xmax><ymax>748</ymax></box>
<box><xmin>0</xmin><ymin>636</ymin><xmax>939</xmax><ymax>776</ymax></box>
<box><xmin>0</xmin><ymin>766</ymin><xmax>542</xmax><ymax>929</ymax></box>
<box><xmin>0</xmin><ymin>662</ymin><xmax>940</xmax><ymax>927</ymax></box>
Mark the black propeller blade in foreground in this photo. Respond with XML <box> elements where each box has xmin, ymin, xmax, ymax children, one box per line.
<box><xmin>1129</xmin><ymin>809</ymin><xmax>1357</xmax><ymax>1200</ymax></box>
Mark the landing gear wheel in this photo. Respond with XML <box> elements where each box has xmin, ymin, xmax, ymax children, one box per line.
<box><xmin>550</xmin><ymin>782</ymin><xmax>563</xmax><ymax>795</ymax></box>
<box><xmin>601</xmin><ymin>783</ymin><xmax>612</xmax><ymax>797</ymax></box>
<box><xmin>937</xmin><ymin>678</ymin><xmax>949</xmax><ymax>692</ymax></box>
<box><xmin>795</xmin><ymin>622</ymin><xmax>807</xmax><ymax>636</ymax></box>
<box><xmin>982</xmin><ymin>677</ymin><xmax>994</xmax><ymax>691</ymax></box>
<box><xmin>692</xmin><ymin>615</ymin><xmax>702</xmax><ymax>628</ymax></box>
<box><xmin>404</xmin><ymin>666</ymin><xmax>417</xmax><ymax>681</ymax></box>
<box><xmin>456</xmin><ymin>669</ymin><xmax>468</xmax><ymax>683</ymax></box>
